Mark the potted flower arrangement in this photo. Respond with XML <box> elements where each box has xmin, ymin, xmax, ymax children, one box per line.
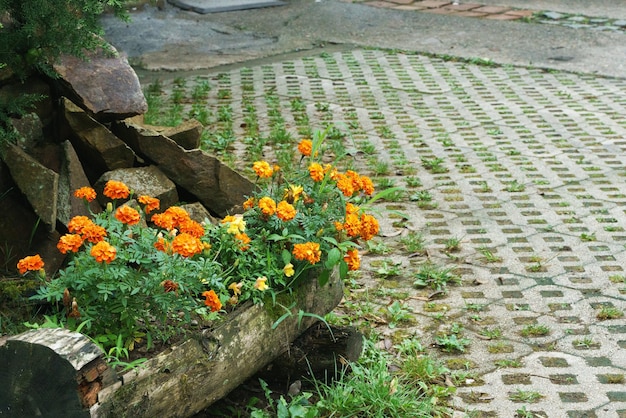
<box><xmin>12</xmin><ymin>130</ymin><xmax>385</xmax><ymax>415</ymax></box>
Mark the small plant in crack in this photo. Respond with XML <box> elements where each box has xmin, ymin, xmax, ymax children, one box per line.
<box><xmin>580</xmin><ymin>232</ymin><xmax>596</xmax><ymax>242</ymax></box>
<box><xmin>515</xmin><ymin>405</ymin><xmax>544</xmax><ymax>418</ymax></box>
<box><xmin>480</xmin><ymin>327</ymin><xmax>503</xmax><ymax>340</ymax></box>
<box><xmin>385</xmin><ymin>301</ymin><xmax>414</xmax><ymax>328</ymax></box>
<box><xmin>365</xmin><ymin>239</ymin><xmax>392</xmax><ymax>255</ymax></box>
<box><xmin>596</xmin><ymin>306</ymin><xmax>624</xmax><ymax>320</ymax></box>
<box><xmin>478</xmin><ymin>246</ymin><xmax>502</xmax><ymax>263</ymax></box>
<box><xmin>435</xmin><ymin>333</ymin><xmax>470</xmax><ymax>353</ymax></box>
<box><xmin>572</xmin><ymin>337</ymin><xmax>599</xmax><ymax>349</ymax></box>
<box><xmin>421</xmin><ymin>157</ymin><xmax>448</xmax><ymax>174</ymax></box>
<box><xmin>443</xmin><ymin>236</ymin><xmax>462</xmax><ymax>253</ymax></box>
<box><xmin>520</xmin><ymin>324</ymin><xmax>550</xmax><ymax>337</ymax></box>
<box><xmin>495</xmin><ymin>359</ymin><xmax>523</xmax><ymax>368</ymax></box>
<box><xmin>509</xmin><ymin>390</ymin><xmax>544</xmax><ymax>403</ymax></box>
<box><xmin>405</xmin><ymin>176</ymin><xmax>422</xmax><ymax>188</ymax></box>
<box><xmin>372</xmin><ymin>160</ymin><xmax>391</xmax><ymax>176</ymax></box>
<box><xmin>374</xmin><ymin>259</ymin><xmax>403</xmax><ymax>279</ymax></box>
<box><xmin>409</xmin><ymin>190</ymin><xmax>438</xmax><ymax>209</ymax></box>
<box><xmin>413</xmin><ymin>262</ymin><xmax>460</xmax><ymax>291</ymax></box>
<box><xmin>400</xmin><ymin>231</ymin><xmax>425</xmax><ymax>254</ymax></box>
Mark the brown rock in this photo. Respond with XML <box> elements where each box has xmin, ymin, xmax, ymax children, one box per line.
<box><xmin>180</xmin><ymin>202</ymin><xmax>218</xmax><ymax>225</ymax></box>
<box><xmin>57</xmin><ymin>141</ymin><xmax>102</xmax><ymax>227</ymax></box>
<box><xmin>2</xmin><ymin>144</ymin><xmax>58</xmax><ymax>230</ymax></box>
<box><xmin>61</xmin><ymin>97</ymin><xmax>136</xmax><ymax>181</ymax></box>
<box><xmin>53</xmin><ymin>45</ymin><xmax>147</xmax><ymax>121</ymax></box>
<box><xmin>114</xmin><ymin>120</ymin><xmax>254</xmax><ymax>217</ymax></box>
<box><xmin>10</xmin><ymin>113</ymin><xmax>44</xmax><ymax>152</ymax></box>
<box><xmin>0</xmin><ymin>76</ymin><xmax>53</xmax><ymax>125</ymax></box>
<box><xmin>133</xmin><ymin>118</ymin><xmax>203</xmax><ymax>150</ymax></box>
<box><xmin>94</xmin><ymin>166</ymin><xmax>178</xmax><ymax>210</ymax></box>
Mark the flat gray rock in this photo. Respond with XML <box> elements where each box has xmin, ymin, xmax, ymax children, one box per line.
<box><xmin>168</xmin><ymin>0</ymin><xmax>285</xmax><ymax>14</ymax></box>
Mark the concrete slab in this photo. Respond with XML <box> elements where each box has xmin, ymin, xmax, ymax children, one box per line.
<box><xmin>168</xmin><ymin>0</ymin><xmax>284</xmax><ymax>14</ymax></box>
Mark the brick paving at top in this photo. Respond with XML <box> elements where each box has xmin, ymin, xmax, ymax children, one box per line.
<box><xmin>158</xmin><ymin>49</ymin><xmax>626</xmax><ymax>416</ymax></box>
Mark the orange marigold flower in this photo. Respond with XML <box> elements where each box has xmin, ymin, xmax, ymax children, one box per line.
<box><xmin>17</xmin><ymin>254</ymin><xmax>44</xmax><ymax>275</ymax></box>
<box><xmin>360</xmin><ymin>213</ymin><xmax>380</xmax><ymax>241</ymax></box>
<box><xmin>103</xmin><ymin>180</ymin><xmax>130</xmax><ymax>200</ymax></box>
<box><xmin>138</xmin><ymin>195</ymin><xmax>160</xmax><ymax>214</ymax></box>
<box><xmin>171</xmin><ymin>232</ymin><xmax>203</xmax><ymax>257</ymax></box>
<box><xmin>179</xmin><ymin>219</ymin><xmax>205</xmax><ymax>238</ymax></box>
<box><xmin>202</xmin><ymin>290</ymin><xmax>222</xmax><ymax>312</ymax></box>
<box><xmin>243</xmin><ymin>197</ymin><xmax>256</xmax><ymax>210</ymax></box>
<box><xmin>346</xmin><ymin>202</ymin><xmax>360</xmax><ymax>215</ymax></box>
<box><xmin>81</xmin><ymin>223</ymin><xmax>107</xmax><ymax>244</ymax></box>
<box><xmin>308</xmin><ymin>163</ymin><xmax>325</xmax><ymax>182</ymax></box>
<box><xmin>57</xmin><ymin>234</ymin><xmax>84</xmax><ymax>254</ymax></box>
<box><xmin>344</xmin><ymin>249</ymin><xmax>360</xmax><ymax>271</ymax></box>
<box><xmin>74</xmin><ymin>187</ymin><xmax>96</xmax><ymax>202</ymax></box>
<box><xmin>360</xmin><ymin>175</ymin><xmax>375</xmax><ymax>196</ymax></box>
<box><xmin>344</xmin><ymin>213</ymin><xmax>362</xmax><ymax>238</ymax></box>
<box><xmin>346</xmin><ymin>170</ymin><xmax>362</xmax><ymax>193</ymax></box>
<box><xmin>151</xmin><ymin>212</ymin><xmax>175</xmax><ymax>230</ymax></box>
<box><xmin>258</xmin><ymin>196</ymin><xmax>277</xmax><ymax>216</ymax></box>
<box><xmin>164</xmin><ymin>206</ymin><xmax>190</xmax><ymax>226</ymax></box>
<box><xmin>334</xmin><ymin>221</ymin><xmax>344</xmax><ymax>231</ymax></box>
<box><xmin>252</xmin><ymin>161</ymin><xmax>274</xmax><ymax>178</ymax></box>
<box><xmin>297</xmin><ymin>139</ymin><xmax>313</xmax><ymax>156</ymax></box>
<box><xmin>162</xmin><ymin>280</ymin><xmax>179</xmax><ymax>293</ymax></box>
<box><xmin>335</xmin><ymin>173</ymin><xmax>355</xmax><ymax>197</ymax></box>
<box><xmin>154</xmin><ymin>236</ymin><xmax>170</xmax><ymax>253</ymax></box>
<box><xmin>68</xmin><ymin>215</ymin><xmax>92</xmax><ymax>235</ymax></box>
<box><xmin>115</xmin><ymin>205</ymin><xmax>141</xmax><ymax>226</ymax></box>
<box><xmin>292</xmin><ymin>242</ymin><xmax>321</xmax><ymax>265</ymax></box>
<box><xmin>276</xmin><ymin>200</ymin><xmax>296</xmax><ymax>221</ymax></box>
<box><xmin>90</xmin><ymin>241</ymin><xmax>117</xmax><ymax>263</ymax></box>
<box><xmin>235</xmin><ymin>232</ymin><xmax>251</xmax><ymax>250</ymax></box>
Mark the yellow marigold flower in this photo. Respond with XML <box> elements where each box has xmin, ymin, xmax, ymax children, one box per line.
<box><xmin>334</xmin><ymin>221</ymin><xmax>344</xmax><ymax>231</ymax></box>
<box><xmin>243</xmin><ymin>197</ymin><xmax>256</xmax><ymax>210</ymax></box>
<box><xmin>115</xmin><ymin>205</ymin><xmax>141</xmax><ymax>226</ymax></box>
<box><xmin>335</xmin><ymin>173</ymin><xmax>355</xmax><ymax>197</ymax></box>
<box><xmin>308</xmin><ymin>163</ymin><xmax>325</xmax><ymax>182</ymax></box>
<box><xmin>346</xmin><ymin>202</ymin><xmax>360</xmax><ymax>215</ymax></box>
<box><xmin>81</xmin><ymin>223</ymin><xmax>107</xmax><ymax>244</ymax></box>
<box><xmin>171</xmin><ymin>232</ymin><xmax>203</xmax><ymax>257</ymax></box>
<box><xmin>222</xmin><ymin>214</ymin><xmax>246</xmax><ymax>234</ymax></box>
<box><xmin>297</xmin><ymin>139</ymin><xmax>313</xmax><ymax>156</ymax></box>
<box><xmin>283</xmin><ymin>263</ymin><xmax>295</xmax><ymax>277</ymax></box>
<box><xmin>344</xmin><ymin>213</ymin><xmax>362</xmax><ymax>238</ymax></box>
<box><xmin>276</xmin><ymin>200</ymin><xmax>296</xmax><ymax>221</ymax></box>
<box><xmin>103</xmin><ymin>180</ymin><xmax>130</xmax><ymax>200</ymax></box>
<box><xmin>283</xmin><ymin>184</ymin><xmax>303</xmax><ymax>203</ymax></box>
<box><xmin>57</xmin><ymin>234</ymin><xmax>84</xmax><ymax>254</ymax></box>
<box><xmin>254</xmin><ymin>276</ymin><xmax>269</xmax><ymax>291</ymax></box>
<box><xmin>360</xmin><ymin>213</ymin><xmax>380</xmax><ymax>241</ymax></box>
<box><xmin>258</xmin><ymin>196</ymin><xmax>277</xmax><ymax>216</ymax></box>
<box><xmin>360</xmin><ymin>175</ymin><xmax>375</xmax><ymax>196</ymax></box>
<box><xmin>138</xmin><ymin>195</ymin><xmax>160</xmax><ymax>214</ymax></box>
<box><xmin>74</xmin><ymin>187</ymin><xmax>96</xmax><ymax>202</ymax></box>
<box><xmin>235</xmin><ymin>232</ymin><xmax>251</xmax><ymax>250</ymax></box>
<box><xmin>179</xmin><ymin>219</ymin><xmax>205</xmax><ymax>238</ymax></box>
<box><xmin>229</xmin><ymin>282</ymin><xmax>243</xmax><ymax>296</ymax></box>
<box><xmin>344</xmin><ymin>249</ymin><xmax>360</xmax><ymax>271</ymax></box>
<box><xmin>17</xmin><ymin>254</ymin><xmax>44</xmax><ymax>275</ymax></box>
<box><xmin>67</xmin><ymin>215</ymin><xmax>92</xmax><ymax>235</ymax></box>
<box><xmin>202</xmin><ymin>290</ymin><xmax>222</xmax><ymax>312</ymax></box>
<box><xmin>90</xmin><ymin>241</ymin><xmax>117</xmax><ymax>263</ymax></box>
<box><xmin>292</xmin><ymin>242</ymin><xmax>321</xmax><ymax>264</ymax></box>
<box><xmin>252</xmin><ymin>161</ymin><xmax>274</xmax><ymax>178</ymax></box>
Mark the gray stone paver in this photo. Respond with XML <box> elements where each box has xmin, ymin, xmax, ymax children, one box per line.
<box><xmin>157</xmin><ymin>48</ymin><xmax>626</xmax><ymax>416</ymax></box>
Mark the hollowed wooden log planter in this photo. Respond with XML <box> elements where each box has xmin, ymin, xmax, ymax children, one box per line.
<box><xmin>0</xmin><ymin>270</ymin><xmax>343</xmax><ymax>418</ymax></box>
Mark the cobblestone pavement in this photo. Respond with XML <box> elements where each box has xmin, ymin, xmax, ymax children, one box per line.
<box><xmin>152</xmin><ymin>47</ymin><xmax>626</xmax><ymax>417</ymax></box>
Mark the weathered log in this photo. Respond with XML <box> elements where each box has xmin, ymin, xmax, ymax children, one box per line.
<box><xmin>0</xmin><ymin>270</ymin><xmax>343</xmax><ymax>418</ymax></box>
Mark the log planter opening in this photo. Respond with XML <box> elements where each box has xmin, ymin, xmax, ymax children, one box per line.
<box><xmin>0</xmin><ymin>270</ymin><xmax>344</xmax><ymax>418</ymax></box>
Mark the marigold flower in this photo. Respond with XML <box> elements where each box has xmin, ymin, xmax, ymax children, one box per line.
<box><xmin>335</xmin><ymin>173</ymin><xmax>355</xmax><ymax>197</ymax></box>
<box><xmin>346</xmin><ymin>202</ymin><xmax>360</xmax><ymax>215</ymax></box>
<box><xmin>17</xmin><ymin>254</ymin><xmax>44</xmax><ymax>275</ymax></box>
<box><xmin>252</xmin><ymin>161</ymin><xmax>274</xmax><ymax>178</ymax></box>
<box><xmin>164</xmin><ymin>206</ymin><xmax>190</xmax><ymax>226</ymax></box>
<box><xmin>258</xmin><ymin>196</ymin><xmax>277</xmax><ymax>216</ymax></box>
<box><xmin>81</xmin><ymin>223</ymin><xmax>107</xmax><ymax>244</ymax></box>
<box><xmin>74</xmin><ymin>187</ymin><xmax>96</xmax><ymax>202</ymax></box>
<box><xmin>171</xmin><ymin>232</ymin><xmax>203</xmax><ymax>257</ymax></box>
<box><xmin>297</xmin><ymin>139</ymin><xmax>313</xmax><ymax>156</ymax></box>
<box><xmin>284</xmin><ymin>184</ymin><xmax>303</xmax><ymax>203</ymax></box>
<box><xmin>154</xmin><ymin>236</ymin><xmax>170</xmax><ymax>253</ymax></box>
<box><xmin>138</xmin><ymin>195</ymin><xmax>160</xmax><ymax>214</ymax></box>
<box><xmin>343</xmin><ymin>213</ymin><xmax>362</xmax><ymax>238</ymax></box>
<box><xmin>151</xmin><ymin>212</ymin><xmax>176</xmax><ymax>230</ymax></box>
<box><xmin>344</xmin><ymin>249</ymin><xmax>360</xmax><ymax>271</ymax></box>
<box><xmin>90</xmin><ymin>241</ymin><xmax>117</xmax><ymax>263</ymax></box>
<box><xmin>243</xmin><ymin>197</ymin><xmax>256</xmax><ymax>210</ymax></box>
<box><xmin>235</xmin><ymin>233</ymin><xmax>251</xmax><ymax>250</ymax></box>
<box><xmin>346</xmin><ymin>170</ymin><xmax>362</xmax><ymax>193</ymax></box>
<box><xmin>103</xmin><ymin>180</ymin><xmax>130</xmax><ymax>200</ymax></box>
<box><xmin>308</xmin><ymin>163</ymin><xmax>325</xmax><ymax>182</ymax></box>
<box><xmin>229</xmin><ymin>282</ymin><xmax>243</xmax><ymax>296</ymax></box>
<box><xmin>292</xmin><ymin>242</ymin><xmax>321</xmax><ymax>264</ymax></box>
<box><xmin>276</xmin><ymin>200</ymin><xmax>296</xmax><ymax>221</ymax></box>
<box><xmin>115</xmin><ymin>205</ymin><xmax>141</xmax><ymax>226</ymax></box>
<box><xmin>360</xmin><ymin>213</ymin><xmax>380</xmax><ymax>241</ymax></box>
<box><xmin>68</xmin><ymin>298</ymin><xmax>80</xmax><ymax>318</ymax></box>
<box><xmin>162</xmin><ymin>280</ymin><xmax>179</xmax><ymax>293</ymax></box>
<box><xmin>222</xmin><ymin>214</ymin><xmax>246</xmax><ymax>235</ymax></box>
<box><xmin>179</xmin><ymin>219</ymin><xmax>205</xmax><ymax>238</ymax></box>
<box><xmin>254</xmin><ymin>276</ymin><xmax>269</xmax><ymax>291</ymax></box>
<box><xmin>283</xmin><ymin>263</ymin><xmax>295</xmax><ymax>277</ymax></box>
<box><xmin>68</xmin><ymin>216</ymin><xmax>92</xmax><ymax>235</ymax></box>
<box><xmin>202</xmin><ymin>290</ymin><xmax>222</xmax><ymax>312</ymax></box>
<box><xmin>57</xmin><ymin>234</ymin><xmax>84</xmax><ymax>254</ymax></box>
<box><xmin>360</xmin><ymin>175</ymin><xmax>375</xmax><ymax>195</ymax></box>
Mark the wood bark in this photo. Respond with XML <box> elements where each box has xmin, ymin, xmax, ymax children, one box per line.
<box><xmin>0</xmin><ymin>270</ymin><xmax>343</xmax><ymax>418</ymax></box>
